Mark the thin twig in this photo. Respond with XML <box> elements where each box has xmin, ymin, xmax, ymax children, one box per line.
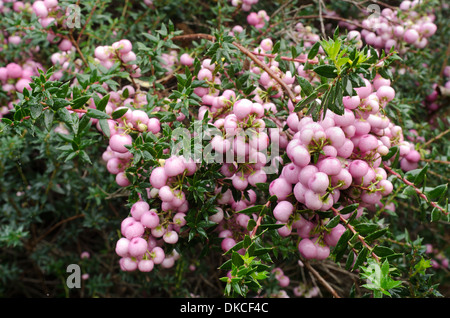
<box><xmin>301</xmin><ymin>258</ymin><xmax>341</xmax><ymax>298</ymax></box>
<box><xmin>383</xmin><ymin>164</ymin><xmax>448</xmax><ymax>215</ymax></box>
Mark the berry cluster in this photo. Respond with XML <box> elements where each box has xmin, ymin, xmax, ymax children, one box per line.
<box><xmin>360</xmin><ymin>0</ymin><xmax>437</xmax><ymax>53</ymax></box>
<box><xmin>265</xmin><ymin>73</ymin><xmax>419</xmax><ymax>260</ymax></box>
<box><xmin>0</xmin><ymin>61</ymin><xmax>42</xmax><ymax>116</ymax></box>
<box><xmin>230</xmin><ymin>0</ymin><xmax>259</xmax><ymax>12</ymax></box>
<box><xmin>115</xmin><ymin>156</ymin><xmax>196</xmax><ymax>272</ymax></box>
<box><xmin>94</xmin><ymin>39</ymin><xmax>141</xmax><ymax>78</ymax></box>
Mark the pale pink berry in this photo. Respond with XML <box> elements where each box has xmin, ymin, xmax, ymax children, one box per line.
<box><xmin>273</xmin><ymin>201</ymin><xmax>294</xmax><ymax>222</ymax></box>
<box><xmin>343</xmin><ymin>95</ymin><xmax>361</xmax><ymax>109</ymax></box>
<box><xmin>304</xmin><ymin>190</ymin><xmax>323</xmax><ymax>210</ymax></box>
<box><xmin>116</xmin><ymin>172</ymin><xmax>131</xmax><ymax>187</ymax></box>
<box><xmin>6</xmin><ymin>63</ymin><xmax>23</xmax><ymax>79</ymax></box>
<box><xmin>140</xmin><ymin>210</ymin><xmax>160</xmax><ymax>229</ymax></box>
<box><xmin>138</xmin><ymin>259</ymin><xmax>154</xmax><ymax>272</ymax></box>
<box><xmin>149</xmin><ymin>166</ymin><xmax>168</xmax><ymax>189</ymax></box>
<box><xmin>289</xmin><ymin>145</ymin><xmax>311</xmax><ymax>167</ymax></box>
<box><xmin>376</xmin><ymin>86</ymin><xmax>395</xmax><ymax>102</ymax></box>
<box><xmin>128</xmin><ymin>237</ymin><xmax>148</xmax><ymax>257</ymax></box>
<box><xmin>58</xmin><ymin>39</ymin><xmax>73</xmax><ymax>51</ymax></box>
<box><xmin>358</xmin><ymin>134</ymin><xmax>378</xmax><ymax>152</ymax></box>
<box><xmin>298</xmin><ymin>238</ymin><xmax>317</xmax><ymax>259</ymax></box>
<box><xmin>32</xmin><ymin>0</ymin><xmax>48</xmax><ymax>18</ymax></box>
<box><xmin>163</xmin><ymin>230</ymin><xmax>179</xmax><ymax>244</ymax></box>
<box><xmin>221</xmin><ymin>237</ymin><xmax>236</xmax><ymax>252</ymax></box>
<box><xmin>122</xmin><ymin>220</ymin><xmax>145</xmax><ymax>239</ymax></box>
<box><xmin>313</xmin><ymin>240</ymin><xmax>330</xmax><ymax>260</ymax></box>
<box><xmin>324</xmin><ymin>223</ymin><xmax>346</xmax><ymax>246</ymax></box>
<box><xmin>150</xmin><ymin>246</ymin><xmax>165</xmax><ymax>264</ymax></box>
<box><xmin>180</xmin><ymin>53</ymin><xmax>194</xmax><ymax>66</ymax></box>
<box><xmin>164</xmin><ymin>156</ymin><xmax>186</xmax><ymax>177</ymax></box>
<box><xmin>121</xmin><ymin>257</ymin><xmax>138</xmax><ymax>271</ymax></box>
<box><xmin>269</xmin><ymin>177</ymin><xmax>292</xmax><ymax>200</ymax></box>
<box><xmin>233</xmin><ymin>99</ymin><xmax>253</xmax><ymax>119</ymax></box>
<box><xmin>308</xmin><ymin>172</ymin><xmax>330</xmax><ymax>194</ymax></box>
<box><xmin>158</xmin><ymin>185</ymin><xmax>174</xmax><ymax>202</ymax></box>
<box><xmin>403</xmin><ymin>29</ymin><xmax>419</xmax><ymax>44</ymax></box>
<box><xmin>317</xmin><ymin>157</ymin><xmax>342</xmax><ymax>176</ymax></box>
<box><xmin>109</xmin><ymin>134</ymin><xmax>132</xmax><ymax>153</ymax></box>
<box><xmin>130</xmin><ymin>201</ymin><xmax>150</xmax><ymax>221</ymax></box>
<box><xmin>115</xmin><ymin>238</ymin><xmax>130</xmax><ymax>257</ymax></box>
<box><xmin>348</xmin><ymin>159</ymin><xmax>369</xmax><ymax>178</ymax></box>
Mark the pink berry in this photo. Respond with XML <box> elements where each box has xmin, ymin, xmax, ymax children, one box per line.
<box><xmin>164</xmin><ymin>156</ymin><xmax>186</xmax><ymax>177</ymax></box>
<box><xmin>158</xmin><ymin>185</ymin><xmax>174</xmax><ymax>202</ymax></box>
<box><xmin>128</xmin><ymin>237</ymin><xmax>148</xmax><ymax>257</ymax></box>
<box><xmin>115</xmin><ymin>238</ymin><xmax>130</xmax><ymax>257</ymax></box>
<box><xmin>130</xmin><ymin>201</ymin><xmax>150</xmax><ymax>221</ymax></box>
<box><xmin>273</xmin><ymin>201</ymin><xmax>294</xmax><ymax>222</ymax></box>
<box><xmin>150</xmin><ymin>246</ymin><xmax>165</xmax><ymax>264</ymax></box>
<box><xmin>308</xmin><ymin>172</ymin><xmax>330</xmax><ymax>194</ymax></box>
<box><xmin>317</xmin><ymin>157</ymin><xmax>342</xmax><ymax>176</ymax></box>
<box><xmin>163</xmin><ymin>230</ymin><xmax>179</xmax><ymax>244</ymax></box>
<box><xmin>358</xmin><ymin>134</ymin><xmax>378</xmax><ymax>152</ymax></box>
<box><xmin>6</xmin><ymin>63</ymin><xmax>23</xmax><ymax>79</ymax></box>
<box><xmin>138</xmin><ymin>259</ymin><xmax>154</xmax><ymax>272</ymax></box>
<box><xmin>298</xmin><ymin>238</ymin><xmax>317</xmax><ymax>259</ymax></box>
<box><xmin>233</xmin><ymin>99</ymin><xmax>253</xmax><ymax>120</ymax></box>
<box><xmin>150</xmin><ymin>166</ymin><xmax>168</xmax><ymax>189</ymax></box>
<box><xmin>32</xmin><ymin>0</ymin><xmax>48</xmax><ymax>18</ymax></box>
<box><xmin>122</xmin><ymin>220</ymin><xmax>145</xmax><ymax>239</ymax></box>
<box><xmin>324</xmin><ymin>223</ymin><xmax>346</xmax><ymax>246</ymax></box>
<box><xmin>140</xmin><ymin>210</ymin><xmax>160</xmax><ymax>229</ymax></box>
<box><xmin>403</xmin><ymin>29</ymin><xmax>419</xmax><ymax>44</ymax></box>
<box><xmin>221</xmin><ymin>237</ymin><xmax>236</xmax><ymax>252</ymax></box>
<box><xmin>289</xmin><ymin>145</ymin><xmax>311</xmax><ymax>167</ymax></box>
<box><xmin>304</xmin><ymin>189</ymin><xmax>323</xmax><ymax>210</ymax></box>
<box><xmin>109</xmin><ymin>134</ymin><xmax>132</xmax><ymax>153</ymax></box>
<box><xmin>343</xmin><ymin>95</ymin><xmax>361</xmax><ymax>109</ymax></box>
<box><xmin>180</xmin><ymin>53</ymin><xmax>194</xmax><ymax>66</ymax></box>
<box><xmin>121</xmin><ymin>257</ymin><xmax>138</xmax><ymax>271</ymax></box>
<box><xmin>58</xmin><ymin>39</ymin><xmax>73</xmax><ymax>51</ymax></box>
<box><xmin>348</xmin><ymin>160</ymin><xmax>369</xmax><ymax>178</ymax></box>
<box><xmin>376</xmin><ymin>86</ymin><xmax>395</xmax><ymax>102</ymax></box>
<box><xmin>269</xmin><ymin>178</ymin><xmax>292</xmax><ymax>200</ymax></box>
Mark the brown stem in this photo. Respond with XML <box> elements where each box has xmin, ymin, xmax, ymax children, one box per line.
<box><xmin>383</xmin><ymin>164</ymin><xmax>448</xmax><ymax>215</ymax></box>
<box><xmin>301</xmin><ymin>258</ymin><xmax>341</xmax><ymax>298</ymax></box>
<box><xmin>331</xmin><ymin>207</ymin><xmax>381</xmax><ymax>262</ymax></box>
<box><xmin>76</xmin><ymin>0</ymin><xmax>99</xmax><ymax>45</ymax></box>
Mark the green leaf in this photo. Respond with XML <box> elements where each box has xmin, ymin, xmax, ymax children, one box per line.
<box><xmin>71</xmin><ymin>95</ymin><xmax>91</xmax><ymax>109</ymax></box>
<box><xmin>325</xmin><ymin>215</ymin><xmax>340</xmax><ymax>229</ymax></box>
<box><xmin>87</xmin><ymin>108</ymin><xmax>111</xmax><ymax>119</ymax></box>
<box><xmin>232</xmin><ymin>251</ymin><xmax>244</xmax><ymax>267</ymax></box>
<box><xmin>353</xmin><ymin>247</ymin><xmax>369</xmax><ymax>269</ymax></box>
<box><xmin>307</xmin><ymin>42</ymin><xmax>321</xmax><ymax>60</ymax></box>
<box><xmin>296</xmin><ymin>76</ymin><xmax>314</xmax><ymax>96</ymax></box>
<box><xmin>98</xmin><ymin>119</ymin><xmax>110</xmax><ymax>138</ymax></box>
<box><xmin>313</xmin><ymin>65</ymin><xmax>338</xmax><ymax>78</ymax></box>
<box><xmin>30</xmin><ymin>103</ymin><xmax>43</xmax><ymax>120</ymax></box>
<box><xmin>425</xmin><ymin>184</ymin><xmax>447</xmax><ymax>201</ymax></box>
<box><xmin>111</xmin><ymin>107</ymin><xmax>129</xmax><ymax>120</ymax></box>
<box><xmin>95</xmin><ymin>94</ymin><xmax>110</xmax><ymax>112</ymax></box>
<box><xmin>43</xmin><ymin>109</ymin><xmax>54</xmax><ymax>131</ymax></box>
